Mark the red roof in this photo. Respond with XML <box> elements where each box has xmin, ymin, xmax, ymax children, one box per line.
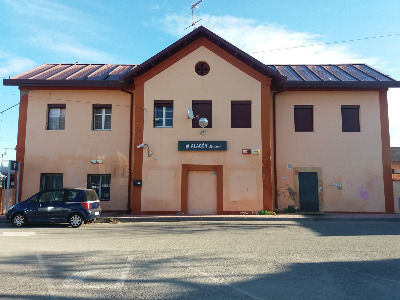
<box><xmin>3</xmin><ymin>26</ymin><xmax>400</xmax><ymax>89</ymax></box>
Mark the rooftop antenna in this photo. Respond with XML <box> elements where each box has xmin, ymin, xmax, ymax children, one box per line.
<box><xmin>184</xmin><ymin>0</ymin><xmax>203</xmax><ymax>30</ymax></box>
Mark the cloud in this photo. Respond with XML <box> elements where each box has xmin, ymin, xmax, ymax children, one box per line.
<box><xmin>162</xmin><ymin>14</ymin><xmax>380</xmax><ymax>65</ymax></box>
<box><xmin>0</xmin><ymin>51</ymin><xmax>36</xmax><ymax>77</ymax></box>
<box><xmin>3</xmin><ymin>0</ymin><xmax>118</xmax><ymax>63</ymax></box>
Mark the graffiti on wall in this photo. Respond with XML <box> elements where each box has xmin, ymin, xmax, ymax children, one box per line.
<box><xmin>346</xmin><ymin>175</ymin><xmax>379</xmax><ymax>201</ymax></box>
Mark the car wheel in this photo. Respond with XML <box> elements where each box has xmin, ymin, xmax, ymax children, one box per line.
<box><xmin>12</xmin><ymin>213</ymin><xmax>27</xmax><ymax>227</ymax></box>
<box><xmin>69</xmin><ymin>213</ymin><xmax>84</xmax><ymax>228</ymax></box>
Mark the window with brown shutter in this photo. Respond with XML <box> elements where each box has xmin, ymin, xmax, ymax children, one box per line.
<box><xmin>231</xmin><ymin>101</ymin><xmax>251</xmax><ymax>128</ymax></box>
<box><xmin>341</xmin><ymin>105</ymin><xmax>360</xmax><ymax>132</ymax></box>
<box><xmin>294</xmin><ymin>105</ymin><xmax>313</xmax><ymax>132</ymax></box>
<box><xmin>192</xmin><ymin>100</ymin><xmax>212</xmax><ymax>128</ymax></box>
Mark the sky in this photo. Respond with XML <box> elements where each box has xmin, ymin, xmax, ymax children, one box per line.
<box><xmin>1</xmin><ymin>0</ymin><xmax>400</xmax><ymax>163</ymax></box>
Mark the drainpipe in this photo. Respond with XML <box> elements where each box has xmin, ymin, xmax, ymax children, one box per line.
<box><xmin>121</xmin><ymin>88</ymin><xmax>134</xmax><ymax>212</ymax></box>
<box><xmin>272</xmin><ymin>88</ymin><xmax>286</xmax><ymax>210</ymax></box>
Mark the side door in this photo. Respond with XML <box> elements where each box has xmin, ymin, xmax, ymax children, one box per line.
<box><xmin>36</xmin><ymin>190</ymin><xmax>66</xmax><ymax>222</ymax></box>
<box><xmin>298</xmin><ymin>172</ymin><xmax>319</xmax><ymax>212</ymax></box>
<box><xmin>23</xmin><ymin>193</ymin><xmax>42</xmax><ymax>222</ymax></box>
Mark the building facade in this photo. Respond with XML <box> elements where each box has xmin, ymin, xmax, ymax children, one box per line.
<box><xmin>4</xmin><ymin>26</ymin><xmax>400</xmax><ymax>214</ymax></box>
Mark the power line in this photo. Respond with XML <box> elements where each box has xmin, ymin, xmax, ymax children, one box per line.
<box><xmin>252</xmin><ymin>33</ymin><xmax>400</xmax><ymax>53</ymax></box>
<box><xmin>0</xmin><ymin>103</ymin><xmax>19</xmax><ymax>114</ymax></box>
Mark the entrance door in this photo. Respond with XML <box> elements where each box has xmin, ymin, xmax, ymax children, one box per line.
<box><xmin>298</xmin><ymin>172</ymin><xmax>319</xmax><ymax>212</ymax></box>
<box><xmin>188</xmin><ymin>171</ymin><xmax>217</xmax><ymax>214</ymax></box>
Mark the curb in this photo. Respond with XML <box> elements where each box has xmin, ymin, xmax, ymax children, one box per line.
<box><xmin>1</xmin><ymin>214</ymin><xmax>400</xmax><ymax>224</ymax></box>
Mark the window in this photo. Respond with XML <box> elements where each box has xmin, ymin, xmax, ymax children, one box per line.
<box><xmin>40</xmin><ymin>173</ymin><xmax>63</xmax><ymax>191</ymax></box>
<box><xmin>47</xmin><ymin>104</ymin><xmax>65</xmax><ymax>130</ymax></box>
<box><xmin>192</xmin><ymin>100</ymin><xmax>212</xmax><ymax>128</ymax></box>
<box><xmin>87</xmin><ymin>174</ymin><xmax>111</xmax><ymax>201</ymax></box>
<box><xmin>37</xmin><ymin>190</ymin><xmax>65</xmax><ymax>203</ymax></box>
<box><xmin>342</xmin><ymin>105</ymin><xmax>360</xmax><ymax>132</ymax></box>
<box><xmin>294</xmin><ymin>105</ymin><xmax>313</xmax><ymax>132</ymax></box>
<box><xmin>154</xmin><ymin>101</ymin><xmax>173</xmax><ymax>128</ymax></box>
<box><xmin>93</xmin><ymin>105</ymin><xmax>112</xmax><ymax>130</ymax></box>
<box><xmin>231</xmin><ymin>101</ymin><xmax>251</xmax><ymax>128</ymax></box>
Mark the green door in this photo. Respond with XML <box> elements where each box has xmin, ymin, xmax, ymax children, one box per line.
<box><xmin>298</xmin><ymin>172</ymin><xmax>319</xmax><ymax>212</ymax></box>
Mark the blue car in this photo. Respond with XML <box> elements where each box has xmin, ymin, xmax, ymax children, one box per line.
<box><xmin>6</xmin><ymin>188</ymin><xmax>102</xmax><ymax>228</ymax></box>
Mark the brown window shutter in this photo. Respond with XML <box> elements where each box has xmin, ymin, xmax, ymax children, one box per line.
<box><xmin>231</xmin><ymin>101</ymin><xmax>251</xmax><ymax>128</ymax></box>
<box><xmin>341</xmin><ymin>105</ymin><xmax>360</xmax><ymax>132</ymax></box>
<box><xmin>294</xmin><ymin>105</ymin><xmax>313</xmax><ymax>132</ymax></box>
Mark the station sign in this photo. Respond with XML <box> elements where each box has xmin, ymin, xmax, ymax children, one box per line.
<box><xmin>178</xmin><ymin>141</ymin><xmax>227</xmax><ymax>151</ymax></box>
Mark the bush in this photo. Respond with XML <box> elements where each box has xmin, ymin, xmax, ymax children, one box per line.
<box><xmin>258</xmin><ymin>210</ymin><xmax>276</xmax><ymax>215</ymax></box>
<box><xmin>284</xmin><ymin>205</ymin><xmax>301</xmax><ymax>213</ymax></box>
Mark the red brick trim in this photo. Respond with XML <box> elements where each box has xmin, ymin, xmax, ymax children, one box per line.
<box><xmin>379</xmin><ymin>89</ymin><xmax>394</xmax><ymax>213</ymax></box>
<box><xmin>131</xmin><ymin>83</ymin><xmax>144</xmax><ymax>213</ymax></box>
<box><xmin>16</xmin><ymin>89</ymin><xmax>29</xmax><ymax>201</ymax></box>
<box><xmin>261</xmin><ymin>83</ymin><xmax>273</xmax><ymax>211</ymax></box>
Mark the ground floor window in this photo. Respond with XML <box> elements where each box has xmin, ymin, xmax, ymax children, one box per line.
<box><xmin>87</xmin><ymin>174</ymin><xmax>111</xmax><ymax>201</ymax></box>
<box><xmin>40</xmin><ymin>173</ymin><xmax>63</xmax><ymax>191</ymax></box>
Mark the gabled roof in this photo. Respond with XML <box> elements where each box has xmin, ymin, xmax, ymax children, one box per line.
<box><xmin>3</xmin><ymin>26</ymin><xmax>400</xmax><ymax>89</ymax></box>
<box><xmin>119</xmin><ymin>26</ymin><xmax>286</xmax><ymax>88</ymax></box>
<box><xmin>391</xmin><ymin>147</ymin><xmax>400</xmax><ymax>162</ymax></box>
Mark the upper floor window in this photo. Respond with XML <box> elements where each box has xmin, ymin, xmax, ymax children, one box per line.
<box><xmin>192</xmin><ymin>100</ymin><xmax>212</xmax><ymax>128</ymax></box>
<box><xmin>294</xmin><ymin>105</ymin><xmax>313</xmax><ymax>132</ymax></box>
<box><xmin>342</xmin><ymin>105</ymin><xmax>360</xmax><ymax>132</ymax></box>
<box><xmin>231</xmin><ymin>101</ymin><xmax>251</xmax><ymax>128</ymax></box>
<box><xmin>154</xmin><ymin>101</ymin><xmax>173</xmax><ymax>128</ymax></box>
<box><xmin>93</xmin><ymin>105</ymin><xmax>111</xmax><ymax>131</ymax></box>
<box><xmin>47</xmin><ymin>104</ymin><xmax>65</xmax><ymax>130</ymax></box>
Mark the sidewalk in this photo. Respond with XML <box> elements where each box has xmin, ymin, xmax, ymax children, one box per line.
<box><xmin>1</xmin><ymin>212</ymin><xmax>399</xmax><ymax>224</ymax></box>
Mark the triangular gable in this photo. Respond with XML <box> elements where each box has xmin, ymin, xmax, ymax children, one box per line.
<box><xmin>120</xmin><ymin>26</ymin><xmax>286</xmax><ymax>89</ymax></box>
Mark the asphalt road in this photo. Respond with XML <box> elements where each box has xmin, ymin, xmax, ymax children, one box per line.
<box><xmin>0</xmin><ymin>220</ymin><xmax>399</xmax><ymax>300</ymax></box>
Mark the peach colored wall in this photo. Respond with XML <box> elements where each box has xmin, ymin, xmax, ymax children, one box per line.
<box><xmin>141</xmin><ymin>46</ymin><xmax>264</xmax><ymax>212</ymax></box>
<box><xmin>22</xmin><ymin>89</ymin><xmax>130</xmax><ymax>210</ymax></box>
<box><xmin>275</xmin><ymin>90</ymin><xmax>386</xmax><ymax>212</ymax></box>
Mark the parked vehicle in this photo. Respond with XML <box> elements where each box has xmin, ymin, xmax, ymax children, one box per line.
<box><xmin>6</xmin><ymin>188</ymin><xmax>102</xmax><ymax>228</ymax></box>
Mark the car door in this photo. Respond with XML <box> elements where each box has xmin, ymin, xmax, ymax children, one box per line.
<box><xmin>36</xmin><ymin>190</ymin><xmax>66</xmax><ymax>222</ymax></box>
<box><xmin>23</xmin><ymin>193</ymin><xmax>42</xmax><ymax>222</ymax></box>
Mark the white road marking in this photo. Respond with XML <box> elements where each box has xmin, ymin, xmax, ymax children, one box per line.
<box><xmin>2</xmin><ymin>232</ymin><xmax>36</xmax><ymax>236</ymax></box>
<box><xmin>36</xmin><ymin>253</ymin><xmax>59</xmax><ymax>300</ymax></box>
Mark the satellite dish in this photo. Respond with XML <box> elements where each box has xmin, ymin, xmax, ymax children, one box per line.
<box><xmin>188</xmin><ymin>107</ymin><xmax>194</xmax><ymax>119</ymax></box>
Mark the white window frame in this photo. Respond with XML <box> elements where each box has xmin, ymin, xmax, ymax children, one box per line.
<box><xmin>48</xmin><ymin>105</ymin><xmax>65</xmax><ymax>130</ymax></box>
<box><xmin>154</xmin><ymin>101</ymin><xmax>173</xmax><ymax>128</ymax></box>
<box><xmin>93</xmin><ymin>106</ymin><xmax>112</xmax><ymax>131</ymax></box>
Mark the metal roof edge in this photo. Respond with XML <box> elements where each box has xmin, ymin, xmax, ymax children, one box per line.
<box><xmin>285</xmin><ymin>81</ymin><xmax>400</xmax><ymax>89</ymax></box>
<box><xmin>3</xmin><ymin>79</ymin><xmax>124</xmax><ymax>88</ymax></box>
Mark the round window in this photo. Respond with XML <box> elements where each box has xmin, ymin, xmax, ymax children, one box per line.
<box><xmin>195</xmin><ymin>61</ymin><xmax>210</xmax><ymax>76</ymax></box>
